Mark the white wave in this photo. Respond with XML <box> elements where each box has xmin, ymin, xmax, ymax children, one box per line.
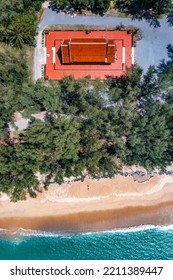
<box><xmin>159</xmin><ymin>224</ymin><xmax>173</xmax><ymax>231</ymax></box>
<box><xmin>0</xmin><ymin>227</ymin><xmax>74</xmax><ymax>237</ymax></box>
<box><xmin>1</xmin><ymin>224</ymin><xmax>173</xmax><ymax>238</ymax></box>
<box><xmin>106</xmin><ymin>224</ymin><xmax>157</xmax><ymax>233</ymax></box>
<box><xmin>80</xmin><ymin>224</ymin><xmax>173</xmax><ymax>235</ymax></box>
<box><xmin>102</xmin><ymin>224</ymin><xmax>173</xmax><ymax>234</ymax></box>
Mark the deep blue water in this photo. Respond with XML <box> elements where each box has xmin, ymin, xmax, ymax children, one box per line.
<box><xmin>0</xmin><ymin>225</ymin><xmax>173</xmax><ymax>260</ymax></box>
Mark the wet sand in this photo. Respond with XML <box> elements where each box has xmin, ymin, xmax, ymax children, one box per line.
<box><xmin>0</xmin><ymin>175</ymin><xmax>173</xmax><ymax>232</ymax></box>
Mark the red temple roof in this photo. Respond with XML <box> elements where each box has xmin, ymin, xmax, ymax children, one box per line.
<box><xmin>61</xmin><ymin>38</ymin><xmax>116</xmax><ymax>64</ymax></box>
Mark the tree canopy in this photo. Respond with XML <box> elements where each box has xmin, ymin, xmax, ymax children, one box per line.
<box><xmin>50</xmin><ymin>0</ymin><xmax>111</xmax><ymax>15</ymax></box>
<box><xmin>50</xmin><ymin>0</ymin><xmax>173</xmax><ymax>22</ymax></box>
<box><xmin>0</xmin><ymin>0</ymin><xmax>44</xmax><ymax>48</ymax></box>
<box><xmin>1</xmin><ymin>42</ymin><xmax>173</xmax><ymax>200</ymax></box>
<box><xmin>115</xmin><ymin>0</ymin><xmax>173</xmax><ymax>26</ymax></box>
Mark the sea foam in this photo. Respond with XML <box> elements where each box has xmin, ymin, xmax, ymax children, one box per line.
<box><xmin>1</xmin><ymin>224</ymin><xmax>173</xmax><ymax>238</ymax></box>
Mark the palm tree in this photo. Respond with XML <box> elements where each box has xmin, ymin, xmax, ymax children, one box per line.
<box><xmin>6</xmin><ymin>26</ymin><xmax>25</xmax><ymax>48</ymax></box>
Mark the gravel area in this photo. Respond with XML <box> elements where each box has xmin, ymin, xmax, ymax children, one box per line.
<box><xmin>9</xmin><ymin>119</ymin><xmax>31</xmax><ymax>131</ymax></box>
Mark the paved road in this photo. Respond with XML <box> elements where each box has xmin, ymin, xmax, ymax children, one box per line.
<box><xmin>34</xmin><ymin>7</ymin><xmax>173</xmax><ymax>80</ymax></box>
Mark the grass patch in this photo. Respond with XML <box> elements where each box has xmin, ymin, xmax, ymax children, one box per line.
<box><xmin>21</xmin><ymin>107</ymin><xmax>40</xmax><ymax>119</ymax></box>
<box><xmin>45</xmin><ymin>24</ymin><xmax>120</xmax><ymax>31</ymax></box>
<box><xmin>44</xmin><ymin>24</ymin><xmax>142</xmax><ymax>41</ymax></box>
<box><xmin>0</xmin><ymin>43</ymin><xmax>21</xmax><ymax>58</ymax></box>
<box><xmin>24</xmin><ymin>45</ymin><xmax>35</xmax><ymax>80</ymax></box>
<box><xmin>106</xmin><ymin>7</ymin><xmax>131</xmax><ymax>18</ymax></box>
<box><xmin>37</xmin><ymin>7</ymin><xmax>45</xmax><ymax>22</ymax></box>
<box><xmin>12</xmin><ymin>130</ymin><xmax>26</xmax><ymax>138</ymax></box>
<box><xmin>45</xmin><ymin>24</ymin><xmax>140</xmax><ymax>31</ymax></box>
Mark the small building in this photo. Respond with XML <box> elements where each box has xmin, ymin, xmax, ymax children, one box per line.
<box><xmin>44</xmin><ymin>30</ymin><xmax>134</xmax><ymax>80</ymax></box>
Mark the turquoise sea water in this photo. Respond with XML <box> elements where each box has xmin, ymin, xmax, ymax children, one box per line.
<box><xmin>0</xmin><ymin>225</ymin><xmax>173</xmax><ymax>260</ymax></box>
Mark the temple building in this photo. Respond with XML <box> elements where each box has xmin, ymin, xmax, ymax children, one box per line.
<box><xmin>44</xmin><ymin>30</ymin><xmax>134</xmax><ymax>80</ymax></box>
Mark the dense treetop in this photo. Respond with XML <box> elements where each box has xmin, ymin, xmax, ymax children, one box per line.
<box><xmin>50</xmin><ymin>0</ymin><xmax>173</xmax><ymax>23</ymax></box>
<box><xmin>0</xmin><ymin>0</ymin><xmax>44</xmax><ymax>48</ymax></box>
<box><xmin>50</xmin><ymin>0</ymin><xmax>111</xmax><ymax>15</ymax></box>
<box><xmin>1</xmin><ymin>42</ymin><xmax>173</xmax><ymax>200</ymax></box>
<box><xmin>115</xmin><ymin>0</ymin><xmax>173</xmax><ymax>27</ymax></box>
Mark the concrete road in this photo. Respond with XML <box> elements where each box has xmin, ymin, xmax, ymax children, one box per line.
<box><xmin>34</xmin><ymin>8</ymin><xmax>173</xmax><ymax>80</ymax></box>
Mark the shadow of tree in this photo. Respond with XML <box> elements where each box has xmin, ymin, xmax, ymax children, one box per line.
<box><xmin>48</xmin><ymin>3</ymin><xmax>60</xmax><ymax>13</ymax></box>
<box><xmin>157</xmin><ymin>44</ymin><xmax>173</xmax><ymax>74</ymax></box>
<box><xmin>130</xmin><ymin>15</ymin><xmax>160</xmax><ymax>27</ymax></box>
<box><xmin>167</xmin><ymin>44</ymin><xmax>173</xmax><ymax>60</ymax></box>
<box><xmin>167</xmin><ymin>11</ymin><xmax>173</xmax><ymax>26</ymax></box>
<box><xmin>115</xmin><ymin>0</ymin><xmax>169</xmax><ymax>28</ymax></box>
<box><xmin>166</xmin><ymin>2</ymin><xmax>173</xmax><ymax>26</ymax></box>
<box><xmin>146</xmin><ymin>18</ymin><xmax>160</xmax><ymax>28</ymax></box>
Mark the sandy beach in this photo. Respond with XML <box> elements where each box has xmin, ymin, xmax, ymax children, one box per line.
<box><xmin>0</xmin><ymin>175</ymin><xmax>173</xmax><ymax>232</ymax></box>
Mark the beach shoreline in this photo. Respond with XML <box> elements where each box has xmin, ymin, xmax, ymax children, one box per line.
<box><xmin>1</xmin><ymin>175</ymin><xmax>173</xmax><ymax>233</ymax></box>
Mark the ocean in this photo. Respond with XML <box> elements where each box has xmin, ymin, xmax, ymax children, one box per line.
<box><xmin>0</xmin><ymin>225</ymin><xmax>173</xmax><ymax>260</ymax></box>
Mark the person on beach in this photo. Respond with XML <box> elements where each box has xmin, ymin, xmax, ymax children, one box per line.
<box><xmin>87</xmin><ymin>184</ymin><xmax>90</xmax><ymax>191</ymax></box>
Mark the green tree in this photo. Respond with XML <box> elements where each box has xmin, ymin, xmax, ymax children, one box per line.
<box><xmin>0</xmin><ymin>0</ymin><xmax>24</xmax><ymax>26</ymax></box>
<box><xmin>126</xmin><ymin>105</ymin><xmax>171</xmax><ymax>168</ymax></box>
<box><xmin>50</xmin><ymin>0</ymin><xmax>111</xmax><ymax>14</ymax></box>
<box><xmin>21</xmin><ymin>80</ymin><xmax>62</xmax><ymax>115</ymax></box>
<box><xmin>0</xmin><ymin>0</ymin><xmax>42</xmax><ymax>48</ymax></box>
<box><xmin>4</xmin><ymin>13</ymin><xmax>37</xmax><ymax>48</ymax></box>
<box><xmin>0</xmin><ymin>45</ymin><xmax>28</xmax><ymax>134</ymax></box>
<box><xmin>0</xmin><ymin>145</ymin><xmax>39</xmax><ymax>201</ymax></box>
<box><xmin>23</xmin><ymin>118</ymin><xmax>81</xmax><ymax>181</ymax></box>
<box><xmin>73</xmin><ymin>0</ymin><xmax>90</xmax><ymax>11</ymax></box>
<box><xmin>115</xmin><ymin>0</ymin><xmax>172</xmax><ymax>25</ymax></box>
<box><xmin>92</xmin><ymin>0</ymin><xmax>111</xmax><ymax>15</ymax></box>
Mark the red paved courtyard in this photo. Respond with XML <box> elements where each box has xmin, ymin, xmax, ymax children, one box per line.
<box><xmin>44</xmin><ymin>30</ymin><xmax>134</xmax><ymax>80</ymax></box>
